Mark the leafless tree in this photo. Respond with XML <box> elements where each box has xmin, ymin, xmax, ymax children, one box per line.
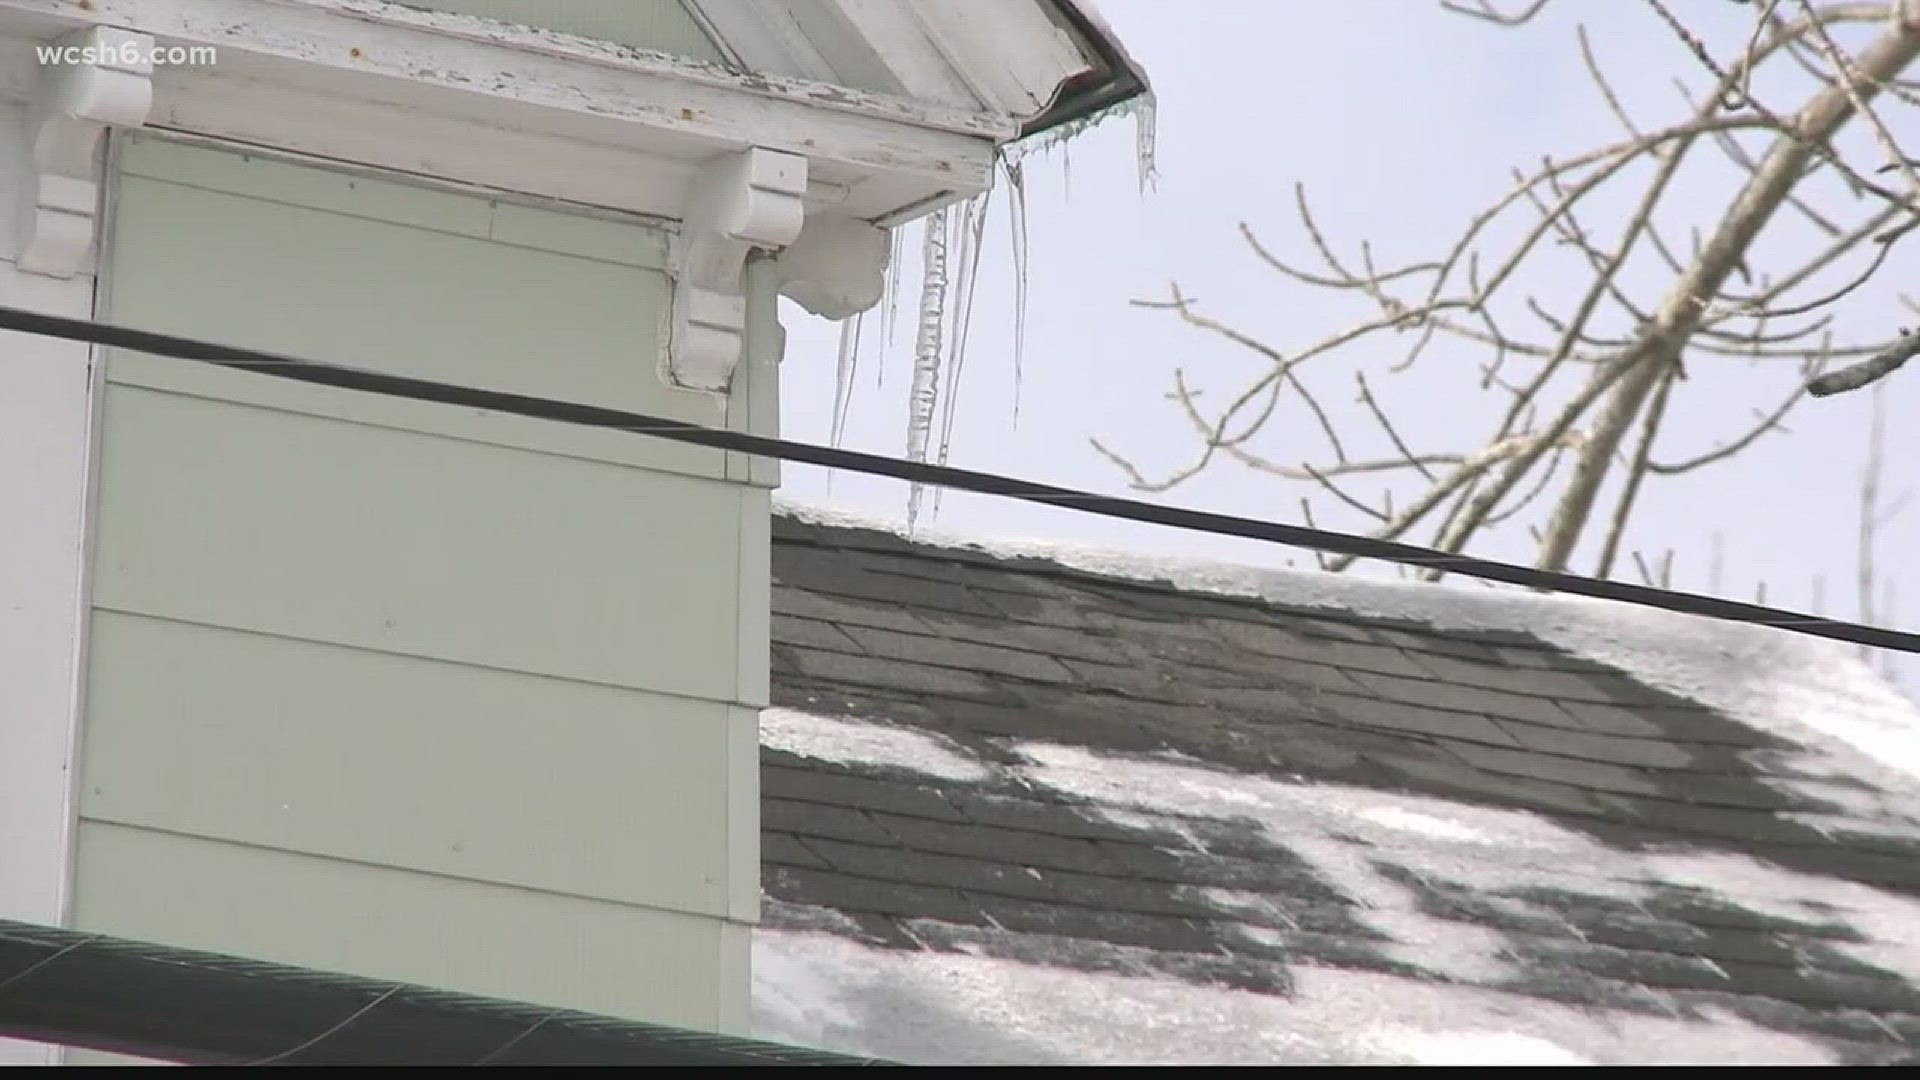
<box><xmin>1096</xmin><ymin>0</ymin><xmax>1920</xmax><ymax>586</ymax></box>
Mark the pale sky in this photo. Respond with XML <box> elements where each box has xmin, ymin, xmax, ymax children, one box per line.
<box><xmin>774</xmin><ymin>0</ymin><xmax>1919</xmax><ymax>692</ymax></box>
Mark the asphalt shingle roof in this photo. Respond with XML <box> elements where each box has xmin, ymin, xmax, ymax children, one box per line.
<box><xmin>759</xmin><ymin>513</ymin><xmax>1920</xmax><ymax>1063</ymax></box>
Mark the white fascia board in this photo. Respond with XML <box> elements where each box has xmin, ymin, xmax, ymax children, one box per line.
<box><xmin>0</xmin><ymin>0</ymin><xmax>1002</xmax><ymax>223</ymax></box>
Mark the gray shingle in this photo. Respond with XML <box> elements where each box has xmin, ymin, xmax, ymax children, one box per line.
<box><xmin>1315</xmin><ymin>691</ymin><xmax>1522</xmax><ymax>747</ymax></box>
<box><xmin>804</xmin><ymin>837</ymin><xmax>1059</xmax><ymax>902</ymax></box>
<box><xmin>1340</xmin><ymin>669</ymin><xmax>1583</xmax><ymax>729</ymax></box>
<box><xmin>764</xmin><ymin>865</ymin><xmax>985</xmax><ymax>925</ymax></box>
<box><xmin>868</xmin><ymin>812</ymin><xmax>1130</xmax><ymax>876</ymax></box>
<box><xmin>837</xmin><ymin>624</ymin><xmax>1079</xmax><ymax>684</ymax></box>
<box><xmin>784</xmin><ymin>646</ymin><xmax>1010</xmax><ymax>702</ymax></box>
<box><xmin>1205</xmin><ymin>618</ymin><xmax>1436</xmax><ymax>678</ymax></box>
<box><xmin>773</xmin><ymin>586</ymin><xmax>935</xmax><ymax>635</ymax></box>
<box><xmin>764</xmin><ymin>798</ymin><xmax>898</xmax><ymax>847</ymax></box>
<box><xmin>1443</xmin><ymin>740</ymin><xmax>1664</xmax><ymax>796</ymax></box>
<box><xmin>1499</xmin><ymin>724</ymin><xmax>1701</xmax><ymax>770</ymax></box>
<box><xmin>762</xmin><ymin>765</ymin><xmax>969</xmax><ymax>822</ymax></box>
<box><xmin>770</xmin><ymin>613</ymin><xmax>865</xmax><ymax>653</ymax></box>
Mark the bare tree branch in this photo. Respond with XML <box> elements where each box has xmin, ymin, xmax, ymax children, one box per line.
<box><xmin>1441</xmin><ymin>0</ymin><xmax>1551</xmax><ymax>25</ymax></box>
<box><xmin>1102</xmin><ymin>0</ymin><xmax>1916</xmax><ymax>620</ymax></box>
<box><xmin>1534</xmin><ymin>8</ymin><xmax>1920</xmax><ymax>572</ymax></box>
<box><xmin>1808</xmin><ymin>330</ymin><xmax>1920</xmax><ymax>393</ymax></box>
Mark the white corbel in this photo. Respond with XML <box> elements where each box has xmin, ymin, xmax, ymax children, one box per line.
<box><xmin>667</xmin><ymin>147</ymin><xmax>808</xmax><ymax>393</ymax></box>
<box><xmin>771</xmin><ymin>215</ymin><xmax>892</xmax><ymax>322</ymax></box>
<box><xmin>11</xmin><ymin>27</ymin><xmax>155</xmax><ymax>278</ymax></box>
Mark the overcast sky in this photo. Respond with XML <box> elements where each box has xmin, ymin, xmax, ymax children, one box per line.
<box><xmin>774</xmin><ymin>0</ymin><xmax>1919</xmax><ymax>692</ymax></box>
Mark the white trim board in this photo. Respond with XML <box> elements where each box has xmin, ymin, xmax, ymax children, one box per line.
<box><xmin>0</xmin><ymin>0</ymin><xmax>1002</xmax><ymax>225</ymax></box>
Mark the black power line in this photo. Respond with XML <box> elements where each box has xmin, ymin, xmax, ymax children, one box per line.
<box><xmin>0</xmin><ymin>917</ymin><xmax>886</xmax><ymax>1065</ymax></box>
<box><xmin>3</xmin><ymin>303</ymin><xmax>1914</xmax><ymax>655</ymax></box>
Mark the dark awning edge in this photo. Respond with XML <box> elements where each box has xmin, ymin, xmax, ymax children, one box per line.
<box><xmin>0</xmin><ymin>918</ymin><xmax>893</xmax><ymax>1066</ymax></box>
<box><xmin>1020</xmin><ymin>0</ymin><xmax>1153</xmax><ymax>140</ymax></box>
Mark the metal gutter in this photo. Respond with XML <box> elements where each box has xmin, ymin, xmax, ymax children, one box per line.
<box><xmin>0</xmin><ymin>918</ymin><xmax>891</xmax><ymax>1066</ymax></box>
<box><xmin>1020</xmin><ymin>0</ymin><xmax>1152</xmax><ymax>139</ymax></box>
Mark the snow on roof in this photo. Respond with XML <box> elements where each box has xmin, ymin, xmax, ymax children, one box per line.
<box><xmin>762</xmin><ymin>708</ymin><xmax>1920</xmax><ymax>982</ymax></box>
<box><xmin>760</xmin><ymin>707</ymin><xmax>990</xmax><ymax>783</ymax></box>
<box><xmin>755</xmin><ymin>709</ymin><xmax>1920</xmax><ymax>1062</ymax></box>
<box><xmin>752</xmin><ymin>924</ymin><xmax>1836</xmax><ymax>1065</ymax></box>
<box><xmin>760</xmin><ymin>504</ymin><xmax>1920</xmax><ymax>1063</ymax></box>
<box><xmin>773</xmin><ymin>498</ymin><xmax>1920</xmax><ymax>794</ymax></box>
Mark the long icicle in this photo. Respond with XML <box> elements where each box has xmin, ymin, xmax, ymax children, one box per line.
<box><xmin>823</xmin><ymin>311</ymin><xmax>865</xmax><ymax>501</ymax></box>
<box><xmin>931</xmin><ymin>188</ymin><xmax>994</xmax><ymax>520</ymax></box>
<box><xmin>1006</xmin><ymin>157</ymin><xmax>1031</xmax><ymax>429</ymax></box>
<box><xmin>904</xmin><ymin>207</ymin><xmax>950</xmax><ymax>532</ymax></box>
<box><xmin>879</xmin><ymin>227</ymin><xmax>906</xmax><ymax>388</ymax></box>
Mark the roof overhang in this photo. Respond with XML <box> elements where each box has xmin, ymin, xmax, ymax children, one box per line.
<box><xmin>686</xmin><ymin>0</ymin><xmax>1150</xmax><ymax>144</ymax></box>
<box><xmin>0</xmin><ymin>0</ymin><xmax>1145</xmax><ymax>390</ymax></box>
<box><xmin>0</xmin><ymin>0</ymin><xmax>1006</xmax><ymax>222</ymax></box>
<box><xmin>0</xmin><ymin>0</ymin><xmax>1146</xmax><ymax>219</ymax></box>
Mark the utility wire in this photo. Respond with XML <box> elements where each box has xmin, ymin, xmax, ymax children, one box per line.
<box><xmin>3</xmin><ymin>303</ymin><xmax>1916</xmax><ymax>655</ymax></box>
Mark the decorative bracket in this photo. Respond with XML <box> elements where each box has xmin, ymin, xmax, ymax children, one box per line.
<box><xmin>667</xmin><ymin>147</ymin><xmax>808</xmax><ymax>393</ymax></box>
<box><xmin>770</xmin><ymin>215</ymin><xmax>892</xmax><ymax>322</ymax></box>
<box><xmin>11</xmin><ymin>27</ymin><xmax>154</xmax><ymax>279</ymax></box>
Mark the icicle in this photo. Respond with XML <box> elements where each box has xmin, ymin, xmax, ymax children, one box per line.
<box><xmin>886</xmin><ymin>91</ymin><xmax>1157</xmax><ymax>526</ymax></box>
<box><xmin>930</xmin><ymin>188</ymin><xmax>994</xmax><ymax>520</ymax></box>
<box><xmin>1005</xmin><ymin>158</ymin><xmax>1031</xmax><ymax>430</ymax></box>
<box><xmin>1133</xmin><ymin>94</ymin><xmax>1159</xmax><ymax>194</ymax></box>
<box><xmin>830</xmin><ymin>312</ymin><xmax>864</xmax><ymax>448</ymax></box>
<box><xmin>903</xmin><ymin>208</ymin><xmax>950</xmax><ymax>533</ymax></box>
<box><xmin>1001</xmin><ymin>91</ymin><xmax>1160</xmax><ymax>193</ymax></box>
<box><xmin>878</xmin><ymin>227</ymin><xmax>906</xmax><ymax>388</ymax></box>
<box><xmin>822</xmin><ymin>312</ymin><xmax>866</xmax><ymax>501</ymax></box>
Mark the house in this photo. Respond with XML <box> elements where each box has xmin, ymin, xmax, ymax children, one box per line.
<box><xmin>749</xmin><ymin>506</ymin><xmax>1920</xmax><ymax>1065</ymax></box>
<box><xmin>0</xmin><ymin>0</ymin><xmax>1145</xmax><ymax>1065</ymax></box>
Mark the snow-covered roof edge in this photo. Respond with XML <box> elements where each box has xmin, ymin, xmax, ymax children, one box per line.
<box><xmin>773</xmin><ymin>498</ymin><xmax>1920</xmax><ymax>789</ymax></box>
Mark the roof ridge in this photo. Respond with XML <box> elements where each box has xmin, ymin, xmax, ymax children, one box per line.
<box><xmin>771</xmin><ymin>497</ymin><xmax>1506</xmax><ymax>634</ymax></box>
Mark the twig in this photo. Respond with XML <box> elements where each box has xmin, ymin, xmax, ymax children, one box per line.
<box><xmin>1807</xmin><ymin>331</ymin><xmax>1920</xmax><ymax>394</ymax></box>
<box><xmin>1441</xmin><ymin>0</ymin><xmax>1550</xmax><ymax>25</ymax></box>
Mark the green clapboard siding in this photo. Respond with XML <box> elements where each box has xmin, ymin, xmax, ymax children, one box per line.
<box><xmin>75</xmin><ymin>134</ymin><xmax>768</xmax><ymax>1036</ymax></box>
<box><xmin>108</xmin><ymin>139</ymin><xmax>724</xmax><ymax>478</ymax></box>
<box><xmin>80</xmin><ymin>611</ymin><xmax>742</xmax><ymax>915</ymax></box>
<box><xmin>71</xmin><ymin>821</ymin><xmax>748</xmax><ymax>1030</ymax></box>
<box><xmin>401</xmin><ymin>1</ymin><xmax>728</xmax><ymax>64</ymax></box>
<box><xmin>91</xmin><ymin>387</ymin><xmax>742</xmax><ymax>701</ymax></box>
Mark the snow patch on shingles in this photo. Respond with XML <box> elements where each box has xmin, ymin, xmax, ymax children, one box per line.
<box><xmin>1005</xmin><ymin>741</ymin><xmax>1920</xmax><ymax>985</ymax></box>
<box><xmin>751</xmin><ymin>927</ymin><xmax>1838</xmax><ymax>1065</ymax></box>
<box><xmin>1374</xmin><ymin>1029</ymin><xmax>1592</xmax><ymax>1066</ymax></box>
<box><xmin>761</xmin><ymin>898</ymin><xmax>875</xmax><ymax>939</ymax></box>
<box><xmin>1638</xmin><ymin>851</ymin><xmax>1920</xmax><ymax>981</ymax></box>
<box><xmin>1192</xmin><ymin>887</ymin><xmax>1297</xmax><ymax>929</ymax></box>
<box><xmin>775</xmin><ymin>501</ymin><xmax>1920</xmax><ymax>822</ymax></box>
<box><xmin>1355</xmin><ymin>805</ymin><xmax>1490</xmax><ymax>843</ymax></box>
<box><xmin>760</xmin><ymin>707</ymin><xmax>992</xmax><ymax>783</ymax></box>
<box><xmin>1525</xmin><ymin>602</ymin><xmax>1920</xmax><ymax>827</ymax></box>
<box><xmin>1007</xmin><ymin>742</ymin><xmax>1618</xmax><ymax>983</ymax></box>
